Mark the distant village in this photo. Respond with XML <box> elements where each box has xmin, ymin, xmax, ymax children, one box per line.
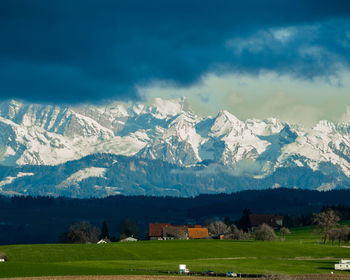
<box><xmin>96</xmin><ymin>214</ymin><xmax>284</xmax><ymax>243</ymax></box>
<box><xmin>147</xmin><ymin>214</ymin><xmax>283</xmax><ymax>241</ymax></box>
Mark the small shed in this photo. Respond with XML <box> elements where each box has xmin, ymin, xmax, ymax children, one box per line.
<box><xmin>97</xmin><ymin>238</ymin><xmax>111</xmax><ymax>244</ymax></box>
<box><xmin>0</xmin><ymin>253</ymin><xmax>7</xmax><ymax>262</ymax></box>
<box><xmin>120</xmin><ymin>236</ymin><xmax>138</xmax><ymax>242</ymax></box>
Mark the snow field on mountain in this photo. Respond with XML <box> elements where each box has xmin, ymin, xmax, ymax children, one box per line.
<box><xmin>1</xmin><ymin>98</ymin><xmax>350</xmax><ymax>179</ymax></box>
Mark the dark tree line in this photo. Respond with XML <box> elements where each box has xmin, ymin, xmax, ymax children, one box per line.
<box><xmin>59</xmin><ymin>218</ymin><xmax>139</xmax><ymax>244</ymax></box>
<box><xmin>1</xmin><ymin>188</ymin><xmax>350</xmax><ymax>244</ymax></box>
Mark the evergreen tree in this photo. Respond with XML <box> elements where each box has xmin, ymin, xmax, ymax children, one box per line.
<box><xmin>238</xmin><ymin>208</ymin><xmax>252</xmax><ymax>232</ymax></box>
<box><xmin>99</xmin><ymin>220</ymin><xmax>109</xmax><ymax>240</ymax></box>
<box><xmin>224</xmin><ymin>216</ymin><xmax>233</xmax><ymax>226</ymax></box>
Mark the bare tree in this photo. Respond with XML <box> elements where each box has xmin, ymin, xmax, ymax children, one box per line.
<box><xmin>339</xmin><ymin>225</ymin><xmax>350</xmax><ymax>245</ymax></box>
<box><xmin>163</xmin><ymin>226</ymin><xmax>188</xmax><ymax>239</ymax></box>
<box><xmin>279</xmin><ymin>227</ymin><xmax>291</xmax><ymax>241</ymax></box>
<box><xmin>312</xmin><ymin>209</ymin><xmax>340</xmax><ymax>244</ymax></box>
<box><xmin>255</xmin><ymin>224</ymin><xmax>277</xmax><ymax>241</ymax></box>
<box><xmin>328</xmin><ymin>228</ymin><xmax>340</xmax><ymax>245</ymax></box>
<box><xmin>61</xmin><ymin>221</ymin><xmax>98</xmax><ymax>244</ymax></box>
<box><xmin>226</xmin><ymin>224</ymin><xmax>251</xmax><ymax>240</ymax></box>
<box><xmin>208</xmin><ymin>221</ymin><xmax>228</xmax><ymax>237</ymax></box>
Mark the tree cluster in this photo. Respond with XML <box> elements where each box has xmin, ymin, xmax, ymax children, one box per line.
<box><xmin>328</xmin><ymin>225</ymin><xmax>350</xmax><ymax>245</ymax></box>
<box><xmin>279</xmin><ymin>227</ymin><xmax>291</xmax><ymax>241</ymax></box>
<box><xmin>207</xmin><ymin>221</ymin><xmax>250</xmax><ymax>240</ymax></box>
<box><xmin>312</xmin><ymin>209</ymin><xmax>340</xmax><ymax>244</ymax></box>
<box><xmin>225</xmin><ymin>224</ymin><xmax>251</xmax><ymax>240</ymax></box>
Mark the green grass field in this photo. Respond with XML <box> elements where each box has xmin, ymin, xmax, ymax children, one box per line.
<box><xmin>0</xmin><ymin>227</ymin><xmax>350</xmax><ymax>278</ymax></box>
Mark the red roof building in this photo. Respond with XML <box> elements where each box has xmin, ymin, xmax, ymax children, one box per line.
<box><xmin>148</xmin><ymin>223</ymin><xmax>207</xmax><ymax>240</ymax></box>
<box><xmin>149</xmin><ymin>223</ymin><xmax>171</xmax><ymax>239</ymax></box>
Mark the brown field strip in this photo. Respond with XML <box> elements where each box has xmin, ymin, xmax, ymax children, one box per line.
<box><xmin>2</xmin><ymin>275</ymin><xmax>350</xmax><ymax>280</ymax></box>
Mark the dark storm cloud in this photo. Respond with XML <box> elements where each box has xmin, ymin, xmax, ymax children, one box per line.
<box><xmin>0</xmin><ymin>0</ymin><xmax>350</xmax><ymax>103</ymax></box>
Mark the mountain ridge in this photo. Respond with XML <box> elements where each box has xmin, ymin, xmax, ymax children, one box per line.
<box><xmin>0</xmin><ymin>97</ymin><xmax>350</xmax><ymax>197</ymax></box>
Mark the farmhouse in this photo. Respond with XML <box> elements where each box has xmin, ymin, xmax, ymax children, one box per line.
<box><xmin>149</xmin><ymin>223</ymin><xmax>208</xmax><ymax>240</ymax></box>
<box><xmin>249</xmin><ymin>214</ymin><xmax>283</xmax><ymax>231</ymax></box>
<box><xmin>149</xmin><ymin>223</ymin><xmax>171</xmax><ymax>240</ymax></box>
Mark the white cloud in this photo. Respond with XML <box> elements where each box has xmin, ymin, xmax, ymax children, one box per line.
<box><xmin>138</xmin><ymin>69</ymin><xmax>350</xmax><ymax>127</ymax></box>
<box><xmin>340</xmin><ymin>106</ymin><xmax>350</xmax><ymax>123</ymax></box>
<box><xmin>271</xmin><ymin>27</ymin><xmax>296</xmax><ymax>43</ymax></box>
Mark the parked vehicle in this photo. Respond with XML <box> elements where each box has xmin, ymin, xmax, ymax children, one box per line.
<box><xmin>335</xmin><ymin>259</ymin><xmax>350</xmax><ymax>270</ymax></box>
<box><xmin>179</xmin><ymin>264</ymin><xmax>190</xmax><ymax>274</ymax></box>
<box><xmin>205</xmin><ymin>270</ymin><xmax>215</xmax><ymax>275</ymax></box>
<box><xmin>226</xmin><ymin>271</ymin><xmax>238</xmax><ymax>277</ymax></box>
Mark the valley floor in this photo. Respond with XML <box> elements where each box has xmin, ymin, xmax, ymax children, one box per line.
<box><xmin>1</xmin><ymin>227</ymin><xmax>350</xmax><ymax>278</ymax></box>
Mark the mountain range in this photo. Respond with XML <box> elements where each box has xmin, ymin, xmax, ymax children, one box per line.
<box><xmin>0</xmin><ymin>97</ymin><xmax>349</xmax><ymax>197</ymax></box>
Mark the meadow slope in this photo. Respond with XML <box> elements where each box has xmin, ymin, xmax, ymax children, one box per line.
<box><xmin>0</xmin><ymin>227</ymin><xmax>350</xmax><ymax>278</ymax></box>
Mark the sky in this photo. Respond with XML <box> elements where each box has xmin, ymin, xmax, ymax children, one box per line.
<box><xmin>1</xmin><ymin>0</ymin><xmax>350</xmax><ymax>126</ymax></box>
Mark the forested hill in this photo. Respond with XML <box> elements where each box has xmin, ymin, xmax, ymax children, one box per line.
<box><xmin>1</xmin><ymin>188</ymin><xmax>350</xmax><ymax>245</ymax></box>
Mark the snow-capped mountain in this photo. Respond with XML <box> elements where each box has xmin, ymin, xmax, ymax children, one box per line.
<box><xmin>0</xmin><ymin>97</ymin><xmax>350</xmax><ymax>197</ymax></box>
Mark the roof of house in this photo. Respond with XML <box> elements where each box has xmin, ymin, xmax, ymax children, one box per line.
<box><xmin>149</xmin><ymin>223</ymin><xmax>171</xmax><ymax>237</ymax></box>
<box><xmin>188</xmin><ymin>227</ymin><xmax>209</xmax><ymax>239</ymax></box>
<box><xmin>97</xmin><ymin>238</ymin><xmax>111</xmax><ymax>244</ymax></box>
<box><xmin>171</xmin><ymin>225</ymin><xmax>202</xmax><ymax>228</ymax></box>
<box><xmin>149</xmin><ymin>223</ymin><xmax>206</xmax><ymax>237</ymax></box>
<box><xmin>249</xmin><ymin>214</ymin><xmax>283</xmax><ymax>227</ymax></box>
<box><xmin>120</xmin><ymin>236</ymin><xmax>138</xmax><ymax>242</ymax></box>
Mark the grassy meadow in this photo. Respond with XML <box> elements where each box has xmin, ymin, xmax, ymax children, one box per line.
<box><xmin>0</xmin><ymin>226</ymin><xmax>350</xmax><ymax>278</ymax></box>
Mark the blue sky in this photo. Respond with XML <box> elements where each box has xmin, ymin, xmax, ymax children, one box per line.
<box><xmin>1</xmin><ymin>0</ymin><xmax>350</xmax><ymax>125</ymax></box>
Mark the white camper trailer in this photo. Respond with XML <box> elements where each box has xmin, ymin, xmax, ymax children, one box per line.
<box><xmin>335</xmin><ymin>259</ymin><xmax>350</xmax><ymax>270</ymax></box>
<box><xmin>179</xmin><ymin>264</ymin><xmax>190</xmax><ymax>274</ymax></box>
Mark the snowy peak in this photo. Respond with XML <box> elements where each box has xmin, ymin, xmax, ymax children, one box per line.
<box><xmin>217</xmin><ymin>110</ymin><xmax>242</xmax><ymax>124</ymax></box>
<box><xmin>246</xmin><ymin>117</ymin><xmax>285</xmax><ymax>136</ymax></box>
<box><xmin>1</xmin><ymin>97</ymin><xmax>350</xmax><ymax>184</ymax></box>
<box><xmin>210</xmin><ymin>110</ymin><xmax>245</xmax><ymax>137</ymax></box>
<box><xmin>314</xmin><ymin>120</ymin><xmax>336</xmax><ymax>133</ymax></box>
<box><xmin>0</xmin><ymin>99</ymin><xmax>24</xmax><ymax>120</ymax></box>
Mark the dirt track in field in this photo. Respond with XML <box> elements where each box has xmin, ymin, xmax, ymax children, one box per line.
<box><xmin>2</xmin><ymin>275</ymin><xmax>350</xmax><ymax>280</ymax></box>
